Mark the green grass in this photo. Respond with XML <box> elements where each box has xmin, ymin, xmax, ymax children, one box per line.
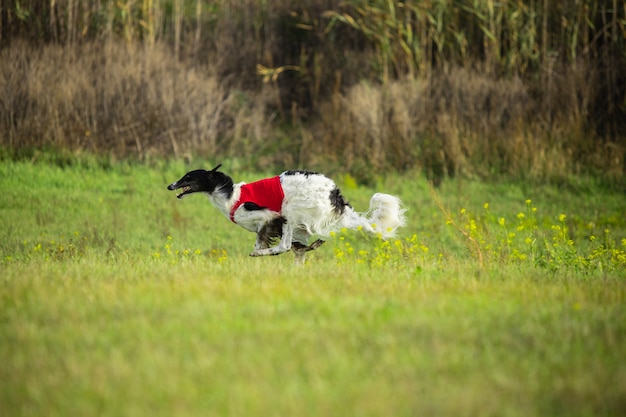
<box><xmin>1</xmin><ymin>157</ymin><xmax>625</xmax><ymax>417</ymax></box>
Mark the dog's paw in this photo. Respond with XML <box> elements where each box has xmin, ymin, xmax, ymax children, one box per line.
<box><xmin>309</xmin><ymin>239</ymin><xmax>325</xmax><ymax>250</ymax></box>
<box><xmin>250</xmin><ymin>249</ymin><xmax>282</xmax><ymax>257</ymax></box>
<box><xmin>292</xmin><ymin>240</ymin><xmax>325</xmax><ymax>253</ymax></box>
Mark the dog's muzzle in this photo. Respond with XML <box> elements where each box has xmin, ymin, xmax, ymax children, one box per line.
<box><xmin>167</xmin><ymin>182</ymin><xmax>191</xmax><ymax>198</ymax></box>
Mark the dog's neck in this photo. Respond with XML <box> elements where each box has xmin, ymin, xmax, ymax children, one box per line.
<box><xmin>205</xmin><ymin>179</ymin><xmax>241</xmax><ymax>220</ymax></box>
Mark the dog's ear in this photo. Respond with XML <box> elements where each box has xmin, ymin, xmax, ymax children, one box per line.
<box><xmin>210</xmin><ymin>163</ymin><xmax>222</xmax><ymax>172</ymax></box>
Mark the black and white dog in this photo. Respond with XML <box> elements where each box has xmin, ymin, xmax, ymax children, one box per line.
<box><xmin>167</xmin><ymin>164</ymin><xmax>406</xmax><ymax>264</ymax></box>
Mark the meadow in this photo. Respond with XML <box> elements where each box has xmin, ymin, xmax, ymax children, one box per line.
<box><xmin>2</xmin><ymin>2</ymin><xmax>624</xmax><ymax>414</ymax></box>
<box><xmin>1</xmin><ymin>156</ymin><xmax>625</xmax><ymax>416</ymax></box>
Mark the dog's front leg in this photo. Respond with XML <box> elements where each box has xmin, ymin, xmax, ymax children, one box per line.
<box><xmin>250</xmin><ymin>222</ymin><xmax>293</xmax><ymax>257</ymax></box>
<box><xmin>254</xmin><ymin>234</ymin><xmax>269</xmax><ymax>251</ymax></box>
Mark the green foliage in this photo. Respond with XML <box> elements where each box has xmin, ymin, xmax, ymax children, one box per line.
<box><xmin>328</xmin><ymin>198</ymin><xmax>626</xmax><ymax>274</ymax></box>
<box><xmin>434</xmin><ymin>196</ymin><xmax>626</xmax><ymax>273</ymax></box>
<box><xmin>331</xmin><ymin>228</ymin><xmax>440</xmax><ymax>272</ymax></box>
<box><xmin>3</xmin><ymin>259</ymin><xmax>625</xmax><ymax>417</ymax></box>
<box><xmin>151</xmin><ymin>235</ymin><xmax>228</xmax><ymax>263</ymax></box>
<box><xmin>2</xmin><ymin>156</ymin><xmax>624</xmax><ymax>271</ymax></box>
<box><xmin>1</xmin><ymin>157</ymin><xmax>625</xmax><ymax>416</ymax></box>
<box><xmin>13</xmin><ymin>231</ymin><xmax>89</xmax><ymax>262</ymax></box>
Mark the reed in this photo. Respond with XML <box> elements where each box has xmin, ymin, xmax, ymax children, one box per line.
<box><xmin>0</xmin><ymin>1</ymin><xmax>624</xmax><ymax>183</ymax></box>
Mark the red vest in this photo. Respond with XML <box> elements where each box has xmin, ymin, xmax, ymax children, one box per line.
<box><xmin>229</xmin><ymin>176</ymin><xmax>285</xmax><ymax>223</ymax></box>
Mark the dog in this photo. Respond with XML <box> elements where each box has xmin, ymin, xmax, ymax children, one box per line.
<box><xmin>167</xmin><ymin>164</ymin><xmax>406</xmax><ymax>264</ymax></box>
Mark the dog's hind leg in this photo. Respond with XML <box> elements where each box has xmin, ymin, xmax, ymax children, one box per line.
<box><xmin>290</xmin><ymin>228</ymin><xmax>325</xmax><ymax>265</ymax></box>
<box><xmin>292</xmin><ymin>240</ymin><xmax>325</xmax><ymax>265</ymax></box>
<box><xmin>250</xmin><ymin>222</ymin><xmax>294</xmax><ymax>257</ymax></box>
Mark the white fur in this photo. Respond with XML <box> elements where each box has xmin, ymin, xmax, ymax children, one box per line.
<box><xmin>279</xmin><ymin>174</ymin><xmax>407</xmax><ymax>239</ymax></box>
<box><xmin>336</xmin><ymin>193</ymin><xmax>406</xmax><ymax>239</ymax></box>
<box><xmin>278</xmin><ymin>173</ymin><xmax>346</xmax><ymax>237</ymax></box>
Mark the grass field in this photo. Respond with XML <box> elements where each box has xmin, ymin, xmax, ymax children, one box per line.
<box><xmin>1</xmin><ymin>156</ymin><xmax>625</xmax><ymax>416</ymax></box>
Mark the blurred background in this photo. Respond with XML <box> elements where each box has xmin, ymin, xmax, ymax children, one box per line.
<box><xmin>1</xmin><ymin>0</ymin><xmax>624</xmax><ymax>184</ymax></box>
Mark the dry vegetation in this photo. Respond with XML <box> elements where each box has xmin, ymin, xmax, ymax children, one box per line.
<box><xmin>0</xmin><ymin>0</ymin><xmax>624</xmax><ymax>183</ymax></box>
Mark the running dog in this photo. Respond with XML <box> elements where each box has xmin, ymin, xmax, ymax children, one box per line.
<box><xmin>167</xmin><ymin>164</ymin><xmax>406</xmax><ymax>264</ymax></box>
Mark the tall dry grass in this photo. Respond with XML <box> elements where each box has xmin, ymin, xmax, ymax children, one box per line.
<box><xmin>0</xmin><ymin>0</ymin><xmax>624</xmax><ymax>183</ymax></box>
<box><xmin>314</xmin><ymin>66</ymin><xmax>621</xmax><ymax>184</ymax></box>
<box><xmin>0</xmin><ymin>41</ymin><xmax>273</xmax><ymax>160</ymax></box>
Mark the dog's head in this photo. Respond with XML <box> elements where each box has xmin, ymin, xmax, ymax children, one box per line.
<box><xmin>167</xmin><ymin>164</ymin><xmax>231</xmax><ymax>199</ymax></box>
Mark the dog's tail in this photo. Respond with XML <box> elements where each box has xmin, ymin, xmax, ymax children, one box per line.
<box><xmin>341</xmin><ymin>193</ymin><xmax>406</xmax><ymax>239</ymax></box>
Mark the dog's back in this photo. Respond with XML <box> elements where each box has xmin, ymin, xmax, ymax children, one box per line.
<box><xmin>279</xmin><ymin>171</ymin><xmax>405</xmax><ymax>239</ymax></box>
<box><xmin>278</xmin><ymin>171</ymin><xmax>349</xmax><ymax>236</ymax></box>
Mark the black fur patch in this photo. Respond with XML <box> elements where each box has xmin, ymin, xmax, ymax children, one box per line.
<box><xmin>243</xmin><ymin>202</ymin><xmax>266</xmax><ymax>211</ymax></box>
<box><xmin>329</xmin><ymin>188</ymin><xmax>351</xmax><ymax>215</ymax></box>
<box><xmin>282</xmin><ymin>170</ymin><xmax>320</xmax><ymax>177</ymax></box>
<box><xmin>257</xmin><ymin>216</ymin><xmax>286</xmax><ymax>248</ymax></box>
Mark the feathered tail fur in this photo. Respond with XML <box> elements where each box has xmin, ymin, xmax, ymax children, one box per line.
<box><xmin>340</xmin><ymin>193</ymin><xmax>406</xmax><ymax>239</ymax></box>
